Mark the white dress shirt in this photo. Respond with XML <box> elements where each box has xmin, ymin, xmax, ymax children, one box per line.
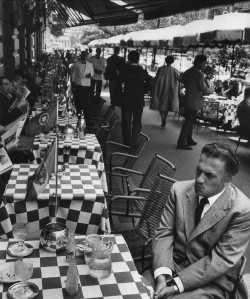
<box><xmin>154</xmin><ymin>187</ymin><xmax>226</xmax><ymax>293</ymax></box>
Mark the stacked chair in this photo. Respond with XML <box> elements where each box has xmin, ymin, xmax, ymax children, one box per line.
<box><xmin>107</xmin><ymin>154</ymin><xmax>176</xmax><ymax>228</ymax></box>
<box><xmin>111</xmin><ymin>174</ymin><xmax>177</xmax><ymax>261</ymax></box>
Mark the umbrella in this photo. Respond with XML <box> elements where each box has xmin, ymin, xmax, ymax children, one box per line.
<box><xmin>105</xmin><ymin>35</ymin><xmax>126</xmax><ymax>47</ymax></box>
<box><xmin>88</xmin><ymin>39</ymin><xmax>106</xmax><ymax>48</ymax></box>
<box><xmin>148</xmin><ymin>25</ymin><xmax>183</xmax><ymax>48</ymax></box>
<box><xmin>173</xmin><ymin>19</ymin><xmax>214</xmax><ymax>48</ymax></box>
<box><xmin>200</xmin><ymin>12</ymin><xmax>250</xmax><ymax>45</ymax></box>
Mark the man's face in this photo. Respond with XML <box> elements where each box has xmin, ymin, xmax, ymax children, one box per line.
<box><xmin>1</xmin><ymin>79</ymin><xmax>12</xmax><ymax>94</ymax></box>
<box><xmin>194</xmin><ymin>154</ymin><xmax>229</xmax><ymax>198</ymax></box>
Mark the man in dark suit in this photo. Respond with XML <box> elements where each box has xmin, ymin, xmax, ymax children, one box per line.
<box><xmin>144</xmin><ymin>143</ymin><xmax>250</xmax><ymax>299</ymax></box>
<box><xmin>236</xmin><ymin>86</ymin><xmax>250</xmax><ymax>137</ymax></box>
<box><xmin>0</xmin><ymin>77</ymin><xmax>25</xmax><ymax>127</ymax></box>
<box><xmin>105</xmin><ymin>47</ymin><xmax>125</xmax><ymax>108</ymax></box>
<box><xmin>177</xmin><ymin>55</ymin><xmax>213</xmax><ymax>150</ymax></box>
<box><xmin>120</xmin><ymin>50</ymin><xmax>150</xmax><ymax>146</ymax></box>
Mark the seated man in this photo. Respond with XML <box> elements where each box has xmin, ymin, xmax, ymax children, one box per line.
<box><xmin>236</xmin><ymin>86</ymin><xmax>250</xmax><ymax>137</ymax></box>
<box><xmin>144</xmin><ymin>143</ymin><xmax>250</xmax><ymax>299</ymax></box>
<box><xmin>0</xmin><ymin>77</ymin><xmax>27</xmax><ymax>127</ymax></box>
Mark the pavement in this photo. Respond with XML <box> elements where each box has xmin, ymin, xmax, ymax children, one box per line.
<box><xmin>100</xmin><ymin>90</ymin><xmax>250</xmax><ymax>296</ymax></box>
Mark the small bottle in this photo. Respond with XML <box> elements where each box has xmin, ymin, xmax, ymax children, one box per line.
<box><xmin>78</xmin><ymin>110</ymin><xmax>86</xmax><ymax>139</ymax></box>
<box><xmin>66</xmin><ymin>258</ymin><xmax>79</xmax><ymax>296</ymax></box>
<box><xmin>65</xmin><ymin>230</ymin><xmax>76</xmax><ymax>262</ymax></box>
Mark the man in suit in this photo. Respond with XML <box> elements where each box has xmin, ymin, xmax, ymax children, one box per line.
<box><xmin>0</xmin><ymin>77</ymin><xmax>26</xmax><ymax>127</ymax></box>
<box><xmin>105</xmin><ymin>47</ymin><xmax>125</xmax><ymax>108</ymax></box>
<box><xmin>71</xmin><ymin>51</ymin><xmax>94</xmax><ymax>115</ymax></box>
<box><xmin>144</xmin><ymin>143</ymin><xmax>250</xmax><ymax>299</ymax></box>
<box><xmin>120</xmin><ymin>50</ymin><xmax>150</xmax><ymax>147</ymax></box>
<box><xmin>177</xmin><ymin>55</ymin><xmax>213</xmax><ymax>150</ymax></box>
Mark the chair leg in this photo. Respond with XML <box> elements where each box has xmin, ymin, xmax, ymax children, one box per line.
<box><xmin>235</xmin><ymin>137</ymin><xmax>241</xmax><ymax>154</ymax></box>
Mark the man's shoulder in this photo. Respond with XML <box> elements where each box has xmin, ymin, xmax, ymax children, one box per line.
<box><xmin>229</xmin><ymin>183</ymin><xmax>250</xmax><ymax>209</ymax></box>
<box><xmin>173</xmin><ymin>180</ymin><xmax>194</xmax><ymax>192</ymax></box>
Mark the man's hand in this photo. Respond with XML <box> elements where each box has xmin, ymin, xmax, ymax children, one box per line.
<box><xmin>85</xmin><ymin>73</ymin><xmax>92</xmax><ymax>78</ymax></box>
<box><xmin>154</xmin><ymin>286</ymin><xmax>176</xmax><ymax>299</ymax></box>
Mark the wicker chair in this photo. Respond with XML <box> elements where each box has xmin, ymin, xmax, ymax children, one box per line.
<box><xmin>106</xmin><ymin>132</ymin><xmax>150</xmax><ymax>194</ymax></box>
<box><xmin>111</xmin><ymin>174</ymin><xmax>176</xmax><ymax>260</ymax></box>
<box><xmin>107</xmin><ymin>154</ymin><xmax>176</xmax><ymax>229</ymax></box>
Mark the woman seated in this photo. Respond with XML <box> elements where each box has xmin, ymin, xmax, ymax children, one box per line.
<box><xmin>214</xmin><ymin>79</ymin><xmax>224</xmax><ymax>96</ymax></box>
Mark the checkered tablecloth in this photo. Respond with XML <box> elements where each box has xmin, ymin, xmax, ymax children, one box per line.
<box><xmin>0</xmin><ymin>235</ymin><xmax>153</xmax><ymax>299</ymax></box>
<box><xmin>2</xmin><ymin>164</ymin><xmax>110</xmax><ymax>235</ymax></box>
<box><xmin>223</xmin><ymin>103</ymin><xmax>238</xmax><ymax>124</ymax></box>
<box><xmin>58</xmin><ymin>115</ymin><xmax>78</xmax><ymax>129</ymax></box>
<box><xmin>31</xmin><ymin>133</ymin><xmax>107</xmax><ymax>192</ymax></box>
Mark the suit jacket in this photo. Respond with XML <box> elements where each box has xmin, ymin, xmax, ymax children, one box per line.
<box><xmin>71</xmin><ymin>61</ymin><xmax>94</xmax><ymax>87</ymax></box>
<box><xmin>105</xmin><ymin>54</ymin><xmax>125</xmax><ymax>81</ymax></box>
<box><xmin>120</xmin><ymin>64</ymin><xmax>149</xmax><ymax>110</ymax></box>
<box><xmin>182</xmin><ymin>66</ymin><xmax>213</xmax><ymax>110</ymax></box>
<box><xmin>152</xmin><ymin>180</ymin><xmax>250</xmax><ymax>298</ymax></box>
<box><xmin>0</xmin><ymin>91</ymin><xmax>22</xmax><ymax>126</ymax></box>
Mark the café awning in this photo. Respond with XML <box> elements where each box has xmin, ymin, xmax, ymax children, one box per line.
<box><xmin>50</xmin><ymin>0</ymin><xmax>249</xmax><ymax>27</ymax></box>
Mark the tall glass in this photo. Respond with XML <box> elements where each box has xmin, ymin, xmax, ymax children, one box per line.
<box><xmin>9</xmin><ymin>223</ymin><xmax>33</xmax><ymax>257</ymax></box>
<box><xmin>13</xmin><ymin>259</ymin><xmax>34</xmax><ymax>297</ymax></box>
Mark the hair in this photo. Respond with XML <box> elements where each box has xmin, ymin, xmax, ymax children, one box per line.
<box><xmin>201</xmin><ymin>143</ymin><xmax>240</xmax><ymax>177</ymax></box>
<box><xmin>114</xmin><ymin>47</ymin><xmax>120</xmax><ymax>54</ymax></box>
<box><xmin>12</xmin><ymin>75</ymin><xmax>23</xmax><ymax>84</ymax></box>
<box><xmin>165</xmin><ymin>55</ymin><xmax>174</xmax><ymax>65</ymax></box>
<box><xmin>194</xmin><ymin>54</ymin><xmax>207</xmax><ymax>65</ymax></box>
<box><xmin>128</xmin><ymin>50</ymin><xmax>140</xmax><ymax>63</ymax></box>
<box><xmin>80</xmin><ymin>51</ymin><xmax>88</xmax><ymax>60</ymax></box>
<box><xmin>244</xmin><ymin>86</ymin><xmax>250</xmax><ymax>99</ymax></box>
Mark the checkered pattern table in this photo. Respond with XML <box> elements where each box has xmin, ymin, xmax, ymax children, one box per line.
<box><xmin>0</xmin><ymin>235</ymin><xmax>153</xmax><ymax>299</ymax></box>
<box><xmin>2</xmin><ymin>164</ymin><xmax>110</xmax><ymax>236</ymax></box>
<box><xmin>58</xmin><ymin>115</ymin><xmax>78</xmax><ymax>129</ymax></box>
<box><xmin>31</xmin><ymin>133</ymin><xmax>107</xmax><ymax>192</ymax></box>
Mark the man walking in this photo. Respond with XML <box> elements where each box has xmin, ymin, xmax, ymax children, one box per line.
<box><xmin>177</xmin><ymin>55</ymin><xmax>213</xmax><ymax>150</ymax></box>
<box><xmin>105</xmin><ymin>47</ymin><xmax>125</xmax><ymax>108</ymax></box>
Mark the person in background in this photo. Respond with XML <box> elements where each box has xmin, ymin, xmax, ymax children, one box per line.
<box><xmin>89</xmin><ymin>48</ymin><xmax>106</xmax><ymax>101</ymax></box>
<box><xmin>214</xmin><ymin>79</ymin><xmax>224</xmax><ymax>96</ymax></box>
<box><xmin>151</xmin><ymin>55</ymin><xmax>180</xmax><ymax>128</ymax></box>
<box><xmin>71</xmin><ymin>51</ymin><xmax>94</xmax><ymax>115</ymax></box>
<box><xmin>0</xmin><ymin>77</ymin><xmax>26</xmax><ymax>127</ymax></box>
<box><xmin>105</xmin><ymin>47</ymin><xmax>125</xmax><ymax>108</ymax></box>
<box><xmin>120</xmin><ymin>50</ymin><xmax>150</xmax><ymax>147</ymax></box>
<box><xmin>143</xmin><ymin>143</ymin><xmax>250</xmax><ymax>299</ymax></box>
<box><xmin>87</xmin><ymin>48</ymin><xmax>92</xmax><ymax>61</ymax></box>
<box><xmin>236</xmin><ymin>86</ymin><xmax>250</xmax><ymax>137</ymax></box>
<box><xmin>225</xmin><ymin>79</ymin><xmax>239</xmax><ymax>99</ymax></box>
<box><xmin>177</xmin><ymin>55</ymin><xmax>213</xmax><ymax>150</ymax></box>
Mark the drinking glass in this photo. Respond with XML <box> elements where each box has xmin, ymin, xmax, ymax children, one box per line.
<box><xmin>13</xmin><ymin>259</ymin><xmax>34</xmax><ymax>297</ymax></box>
<box><xmin>9</xmin><ymin>223</ymin><xmax>33</xmax><ymax>257</ymax></box>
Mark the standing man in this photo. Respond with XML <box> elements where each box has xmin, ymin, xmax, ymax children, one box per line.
<box><xmin>120</xmin><ymin>50</ymin><xmax>150</xmax><ymax>147</ymax></box>
<box><xmin>89</xmin><ymin>48</ymin><xmax>106</xmax><ymax>101</ymax></box>
<box><xmin>71</xmin><ymin>51</ymin><xmax>94</xmax><ymax>115</ymax></box>
<box><xmin>105</xmin><ymin>47</ymin><xmax>125</xmax><ymax>108</ymax></box>
<box><xmin>144</xmin><ymin>143</ymin><xmax>250</xmax><ymax>299</ymax></box>
<box><xmin>177</xmin><ymin>55</ymin><xmax>213</xmax><ymax>150</ymax></box>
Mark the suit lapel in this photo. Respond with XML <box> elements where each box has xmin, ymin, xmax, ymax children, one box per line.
<box><xmin>189</xmin><ymin>185</ymin><xmax>232</xmax><ymax>242</ymax></box>
<box><xmin>183</xmin><ymin>187</ymin><xmax>199</xmax><ymax>241</ymax></box>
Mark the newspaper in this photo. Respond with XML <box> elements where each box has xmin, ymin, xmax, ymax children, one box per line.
<box><xmin>0</xmin><ymin>147</ymin><xmax>12</xmax><ymax>175</ymax></box>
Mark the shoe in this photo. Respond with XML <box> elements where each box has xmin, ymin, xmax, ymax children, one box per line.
<box><xmin>161</xmin><ymin>120</ymin><xmax>166</xmax><ymax>127</ymax></box>
<box><xmin>177</xmin><ymin>145</ymin><xmax>192</xmax><ymax>150</ymax></box>
<box><xmin>187</xmin><ymin>140</ymin><xmax>198</xmax><ymax>146</ymax></box>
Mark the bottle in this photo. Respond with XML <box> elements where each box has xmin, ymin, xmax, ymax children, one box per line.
<box><xmin>65</xmin><ymin>230</ymin><xmax>76</xmax><ymax>262</ymax></box>
<box><xmin>66</xmin><ymin>258</ymin><xmax>79</xmax><ymax>295</ymax></box>
<box><xmin>78</xmin><ymin>110</ymin><xmax>86</xmax><ymax>139</ymax></box>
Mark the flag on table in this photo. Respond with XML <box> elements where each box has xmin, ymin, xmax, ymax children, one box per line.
<box><xmin>25</xmin><ymin>139</ymin><xmax>56</xmax><ymax>201</ymax></box>
<box><xmin>25</xmin><ymin>103</ymin><xmax>57</xmax><ymax>137</ymax></box>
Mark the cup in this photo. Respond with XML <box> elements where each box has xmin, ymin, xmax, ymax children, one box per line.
<box><xmin>81</xmin><ymin>234</ymin><xmax>103</xmax><ymax>264</ymax></box>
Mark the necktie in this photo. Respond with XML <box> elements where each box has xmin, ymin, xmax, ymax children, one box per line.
<box><xmin>195</xmin><ymin>197</ymin><xmax>209</xmax><ymax>226</ymax></box>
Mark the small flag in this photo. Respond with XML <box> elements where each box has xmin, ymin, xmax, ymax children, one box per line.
<box><xmin>25</xmin><ymin>139</ymin><xmax>56</xmax><ymax>201</ymax></box>
<box><xmin>25</xmin><ymin>103</ymin><xmax>57</xmax><ymax>137</ymax></box>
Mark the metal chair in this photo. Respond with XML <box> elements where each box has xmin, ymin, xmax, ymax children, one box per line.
<box><xmin>111</xmin><ymin>174</ymin><xmax>176</xmax><ymax>260</ymax></box>
<box><xmin>229</xmin><ymin>256</ymin><xmax>247</xmax><ymax>299</ymax></box>
<box><xmin>107</xmin><ymin>154</ymin><xmax>176</xmax><ymax>229</ymax></box>
<box><xmin>105</xmin><ymin>132</ymin><xmax>150</xmax><ymax>194</ymax></box>
<box><xmin>196</xmin><ymin>101</ymin><xmax>224</xmax><ymax>132</ymax></box>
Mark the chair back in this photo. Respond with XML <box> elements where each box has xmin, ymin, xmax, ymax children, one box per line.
<box><xmin>229</xmin><ymin>256</ymin><xmax>248</xmax><ymax>299</ymax></box>
<box><xmin>201</xmin><ymin>101</ymin><xmax>220</xmax><ymax>121</ymax></box>
<box><xmin>103</xmin><ymin>106</ymin><xmax>116</xmax><ymax>123</ymax></box>
<box><xmin>138</xmin><ymin>174</ymin><xmax>176</xmax><ymax>239</ymax></box>
<box><xmin>123</xmin><ymin>132</ymin><xmax>149</xmax><ymax>169</ymax></box>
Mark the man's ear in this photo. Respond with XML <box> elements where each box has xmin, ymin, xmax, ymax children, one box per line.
<box><xmin>225</xmin><ymin>175</ymin><xmax>233</xmax><ymax>183</ymax></box>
